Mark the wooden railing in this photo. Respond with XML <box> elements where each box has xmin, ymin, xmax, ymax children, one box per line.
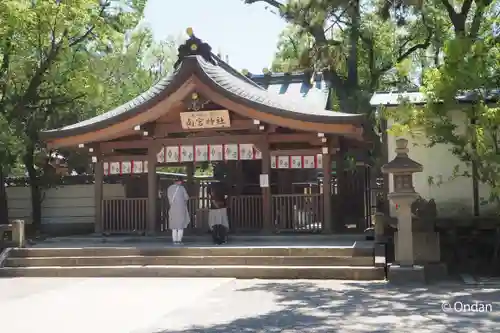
<box><xmin>160</xmin><ymin>195</ymin><xmax>263</xmax><ymax>232</ymax></box>
<box><xmin>272</xmin><ymin>193</ymin><xmax>324</xmax><ymax>232</ymax></box>
<box><xmin>187</xmin><ymin>197</ymin><xmax>203</xmax><ymax>229</ymax></box>
<box><xmin>104</xmin><ymin>194</ymin><xmax>326</xmax><ymax>234</ymax></box>
<box><xmin>159</xmin><ymin>197</ymin><xmax>208</xmax><ymax>231</ymax></box>
<box><xmin>102</xmin><ymin>198</ymin><xmax>147</xmax><ymax>233</ymax></box>
<box><xmin>229</xmin><ymin>195</ymin><xmax>263</xmax><ymax>231</ymax></box>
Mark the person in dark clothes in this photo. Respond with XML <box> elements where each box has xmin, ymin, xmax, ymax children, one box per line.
<box><xmin>208</xmin><ymin>184</ymin><xmax>229</xmax><ymax>245</ymax></box>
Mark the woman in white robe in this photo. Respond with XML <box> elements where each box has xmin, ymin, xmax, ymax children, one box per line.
<box><xmin>167</xmin><ymin>177</ymin><xmax>190</xmax><ymax>245</ymax></box>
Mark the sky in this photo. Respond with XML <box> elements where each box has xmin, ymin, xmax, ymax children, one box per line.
<box><xmin>143</xmin><ymin>0</ymin><xmax>287</xmax><ymax>73</ymax></box>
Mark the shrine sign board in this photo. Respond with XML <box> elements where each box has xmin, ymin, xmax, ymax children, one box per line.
<box><xmin>180</xmin><ymin>110</ymin><xmax>231</xmax><ymax>129</ymax></box>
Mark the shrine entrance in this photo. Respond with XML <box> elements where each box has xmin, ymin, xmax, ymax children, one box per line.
<box><xmin>40</xmin><ymin>31</ymin><xmax>370</xmax><ymax>235</ymax></box>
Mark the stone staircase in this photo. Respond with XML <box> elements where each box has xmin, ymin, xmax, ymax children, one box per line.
<box><xmin>0</xmin><ymin>242</ymin><xmax>385</xmax><ymax>280</ymax></box>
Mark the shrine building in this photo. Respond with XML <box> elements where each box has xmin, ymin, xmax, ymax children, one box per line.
<box><xmin>40</xmin><ymin>29</ymin><xmax>373</xmax><ymax>235</ymax></box>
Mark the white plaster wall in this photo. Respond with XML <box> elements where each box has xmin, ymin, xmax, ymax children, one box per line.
<box><xmin>387</xmin><ymin>110</ymin><xmax>494</xmax><ymax>217</ymax></box>
<box><xmin>6</xmin><ymin>184</ymin><xmax>126</xmax><ymax>224</ymax></box>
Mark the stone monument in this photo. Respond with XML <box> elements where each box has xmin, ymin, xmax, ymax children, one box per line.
<box><xmin>382</xmin><ymin>138</ymin><xmax>447</xmax><ymax>283</ymax></box>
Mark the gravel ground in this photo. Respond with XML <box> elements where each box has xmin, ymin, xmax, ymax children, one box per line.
<box><xmin>0</xmin><ymin>278</ymin><xmax>498</xmax><ymax>333</ymax></box>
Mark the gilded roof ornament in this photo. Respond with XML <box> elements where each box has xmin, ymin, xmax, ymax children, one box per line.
<box><xmin>173</xmin><ymin>28</ymin><xmax>216</xmax><ymax>69</ymax></box>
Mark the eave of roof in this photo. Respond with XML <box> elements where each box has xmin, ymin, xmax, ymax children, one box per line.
<box><xmin>40</xmin><ymin>66</ymin><xmax>190</xmax><ymax>140</ymax></box>
<box><xmin>194</xmin><ymin>55</ymin><xmax>363</xmax><ymax>125</ymax></box>
<box><xmin>41</xmin><ymin>34</ymin><xmax>364</xmax><ymax>141</ymax></box>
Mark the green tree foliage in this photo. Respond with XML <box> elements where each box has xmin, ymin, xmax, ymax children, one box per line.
<box><xmin>250</xmin><ymin>0</ymin><xmax>499</xmax><ymax>211</ymax></box>
<box><xmin>245</xmin><ymin>0</ymin><xmax>440</xmax><ymax>173</ymax></box>
<box><xmin>388</xmin><ymin>0</ymin><xmax>500</xmax><ymax>209</ymax></box>
<box><xmin>61</xmin><ymin>27</ymin><xmax>179</xmax><ymax>175</ymax></box>
<box><xmin>245</xmin><ymin>0</ymin><xmax>435</xmax><ymax>114</ymax></box>
<box><xmin>0</xmin><ymin>0</ymin><xmax>177</xmax><ymax>228</ymax></box>
<box><xmin>271</xmin><ymin>24</ymin><xmax>315</xmax><ymax>72</ymax></box>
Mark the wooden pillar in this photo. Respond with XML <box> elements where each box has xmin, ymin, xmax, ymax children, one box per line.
<box><xmin>94</xmin><ymin>159</ymin><xmax>104</xmax><ymax>234</ymax></box>
<box><xmin>147</xmin><ymin>147</ymin><xmax>158</xmax><ymax>234</ymax></box>
<box><xmin>186</xmin><ymin>163</ymin><xmax>194</xmax><ymax>195</ymax></box>
<box><xmin>334</xmin><ymin>139</ymin><xmax>346</xmax><ymax>232</ymax></box>
<box><xmin>260</xmin><ymin>142</ymin><xmax>273</xmax><ymax>233</ymax></box>
<box><xmin>235</xmin><ymin>161</ymin><xmax>243</xmax><ymax>195</ymax></box>
<box><xmin>322</xmin><ymin>151</ymin><xmax>333</xmax><ymax>234</ymax></box>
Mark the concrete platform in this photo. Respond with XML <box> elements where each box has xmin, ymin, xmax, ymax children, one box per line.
<box><xmin>1</xmin><ymin>235</ymin><xmax>383</xmax><ymax>280</ymax></box>
<box><xmin>0</xmin><ymin>265</ymin><xmax>384</xmax><ymax>280</ymax></box>
<box><xmin>5</xmin><ymin>255</ymin><xmax>375</xmax><ymax>267</ymax></box>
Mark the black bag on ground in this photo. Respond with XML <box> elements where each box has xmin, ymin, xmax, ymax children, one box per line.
<box><xmin>211</xmin><ymin>224</ymin><xmax>228</xmax><ymax>245</ymax></box>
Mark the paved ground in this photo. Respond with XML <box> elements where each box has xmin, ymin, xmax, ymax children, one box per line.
<box><xmin>1</xmin><ymin>278</ymin><xmax>499</xmax><ymax>333</ymax></box>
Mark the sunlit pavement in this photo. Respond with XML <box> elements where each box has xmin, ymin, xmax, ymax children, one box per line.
<box><xmin>0</xmin><ymin>278</ymin><xmax>499</xmax><ymax>333</ymax></box>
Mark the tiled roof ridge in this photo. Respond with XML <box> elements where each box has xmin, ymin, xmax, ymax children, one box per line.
<box><xmin>40</xmin><ymin>31</ymin><xmax>364</xmax><ymax>140</ymax></box>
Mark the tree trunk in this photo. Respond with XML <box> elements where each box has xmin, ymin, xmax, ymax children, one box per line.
<box><xmin>347</xmin><ymin>0</ymin><xmax>360</xmax><ymax>89</ymax></box>
<box><xmin>326</xmin><ymin>0</ymin><xmax>361</xmax><ymax>115</ymax></box>
<box><xmin>335</xmin><ymin>84</ymin><xmax>359</xmax><ymax>114</ymax></box>
<box><xmin>24</xmin><ymin>147</ymin><xmax>42</xmax><ymax>231</ymax></box>
<box><xmin>0</xmin><ymin>166</ymin><xmax>8</xmax><ymax>224</ymax></box>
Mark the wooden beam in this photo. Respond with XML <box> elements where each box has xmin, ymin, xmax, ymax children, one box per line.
<box><xmin>268</xmin><ymin>133</ymin><xmax>319</xmax><ymax>143</ymax></box>
<box><xmin>100</xmin><ymin>134</ymin><xmax>250</xmax><ymax>150</ymax></box>
<box><xmin>267</xmin><ymin>124</ymin><xmax>278</xmax><ymax>133</ymax></box>
<box><xmin>328</xmin><ymin>135</ymin><xmax>340</xmax><ymax>149</ymax></box>
<box><xmin>102</xmin><ymin>155</ymin><xmax>148</xmax><ymax>162</ymax></box>
<box><xmin>154</xmin><ymin>119</ymin><xmax>257</xmax><ymax>135</ymax></box>
<box><xmin>99</xmin><ymin>133</ymin><xmax>324</xmax><ymax>151</ymax></box>
<box><xmin>270</xmin><ymin>148</ymin><xmax>322</xmax><ymax>156</ymax></box>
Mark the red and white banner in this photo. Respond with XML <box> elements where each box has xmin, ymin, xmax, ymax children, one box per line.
<box><xmin>270</xmin><ymin>155</ymin><xmax>323</xmax><ymax>169</ymax></box>
<box><xmin>157</xmin><ymin>144</ymin><xmax>262</xmax><ymax>163</ymax></box>
<box><xmin>104</xmin><ymin>161</ymin><xmax>149</xmax><ymax>175</ymax></box>
<box><xmin>102</xmin><ymin>144</ymin><xmax>324</xmax><ymax>175</ymax></box>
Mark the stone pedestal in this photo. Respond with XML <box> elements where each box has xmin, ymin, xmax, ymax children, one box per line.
<box><xmin>388</xmin><ymin>263</ymin><xmax>448</xmax><ymax>284</ymax></box>
<box><xmin>391</xmin><ymin>231</ymin><xmax>447</xmax><ymax>283</ymax></box>
<box><xmin>388</xmin><ymin>193</ymin><xmax>418</xmax><ymax>266</ymax></box>
<box><xmin>373</xmin><ymin>212</ymin><xmax>387</xmax><ymax>243</ymax></box>
<box><xmin>395</xmin><ymin>231</ymin><xmax>440</xmax><ymax>264</ymax></box>
<box><xmin>0</xmin><ymin>220</ymin><xmax>25</xmax><ymax>248</ymax></box>
<box><xmin>11</xmin><ymin>220</ymin><xmax>25</xmax><ymax>248</ymax></box>
<box><xmin>388</xmin><ymin>264</ymin><xmax>426</xmax><ymax>284</ymax></box>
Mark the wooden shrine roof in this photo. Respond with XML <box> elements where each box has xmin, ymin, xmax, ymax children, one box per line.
<box><xmin>41</xmin><ymin>32</ymin><xmax>364</xmax><ymax>141</ymax></box>
<box><xmin>250</xmin><ymin>72</ymin><xmax>331</xmax><ymax>111</ymax></box>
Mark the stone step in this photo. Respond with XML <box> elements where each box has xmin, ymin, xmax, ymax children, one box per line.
<box><xmin>0</xmin><ymin>265</ymin><xmax>385</xmax><ymax>280</ymax></box>
<box><xmin>5</xmin><ymin>255</ymin><xmax>374</xmax><ymax>267</ymax></box>
<box><xmin>9</xmin><ymin>246</ymin><xmax>373</xmax><ymax>258</ymax></box>
<box><xmin>38</xmin><ymin>234</ymin><xmax>367</xmax><ymax>244</ymax></box>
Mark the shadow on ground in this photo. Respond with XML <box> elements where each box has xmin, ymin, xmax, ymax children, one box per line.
<box><xmin>157</xmin><ymin>281</ymin><xmax>500</xmax><ymax>333</ymax></box>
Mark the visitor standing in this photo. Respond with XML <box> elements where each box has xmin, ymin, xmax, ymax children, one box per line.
<box><xmin>167</xmin><ymin>176</ymin><xmax>190</xmax><ymax>245</ymax></box>
<box><xmin>208</xmin><ymin>184</ymin><xmax>229</xmax><ymax>245</ymax></box>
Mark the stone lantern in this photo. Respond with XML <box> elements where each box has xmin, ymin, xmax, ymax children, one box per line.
<box><xmin>382</xmin><ymin>138</ymin><xmax>422</xmax><ymax>263</ymax></box>
<box><xmin>382</xmin><ymin>138</ymin><xmax>446</xmax><ymax>283</ymax></box>
<box><xmin>382</xmin><ymin>138</ymin><xmax>422</xmax><ymax>206</ymax></box>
